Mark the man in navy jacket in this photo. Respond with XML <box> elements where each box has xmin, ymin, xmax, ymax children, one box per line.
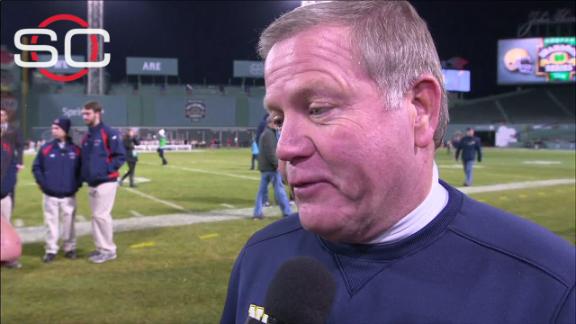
<box><xmin>32</xmin><ymin>117</ymin><xmax>82</xmax><ymax>263</ymax></box>
<box><xmin>81</xmin><ymin>101</ymin><xmax>125</xmax><ymax>264</ymax></box>
<box><xmin>221</xmin><ymin>2</ymin><xmax>575</xmax><ymax>323</ymax></box>
<box><xmin>1</xmin><ymin>107</ymin><xmax>22</xmax><ymax>269</ymax></box>
<box><xmin>455</xmin><ymin>127</ymin><xmax>482</xmax><ymax>186</ymax></box>
<box><xmin>0</xmin><ymin>114</ymin><xmax>18</xmax><ymax>219</ymax></box>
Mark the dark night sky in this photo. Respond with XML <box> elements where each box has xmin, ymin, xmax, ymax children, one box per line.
<box><xmin>1</xmin><ymin>1</ymin><xmax>574</xmax><ymax>98</ymax></box>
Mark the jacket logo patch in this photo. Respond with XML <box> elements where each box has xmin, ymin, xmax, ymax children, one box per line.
<box><xmin>248</xmin><ymin>304</ymin><xmax>270</xmax><ymax>323</ymax></box>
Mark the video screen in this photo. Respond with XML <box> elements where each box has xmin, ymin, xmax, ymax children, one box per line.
<box><xmin>497</xmin><ymin>37</ymin><xmax>576</xmax><ymax>85</ymax></box>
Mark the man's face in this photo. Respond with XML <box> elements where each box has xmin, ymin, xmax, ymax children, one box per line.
<box><xmin>467</xmin><ymin>129</ymin><xmax>474</xmax><ymax>136</ymax></box>
<box><xmin>51</xmin><ymin>125</ymin><xmax>66</xmax><ymax>140</ymax></box>
<box><xmin>0</xmin><ymin>110</ymin><xmax>7</xmax><ymax>124</ymax></box>
<box><xmin>264</xmin><ymin>25</ymin><xmax>419</xmax><ymax>243</ymax></box>
<box><xmin>82</xmin><ymin>108</ymin><xmax>98</xmax><ymax>126</ymax></box>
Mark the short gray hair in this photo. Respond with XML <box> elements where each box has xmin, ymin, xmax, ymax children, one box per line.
<box><xmin>258</xmin><ymin>1</ymin><xmax>448</xmax><ymax>148</ymax></box>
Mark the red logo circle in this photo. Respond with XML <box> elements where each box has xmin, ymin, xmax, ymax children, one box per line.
<box><xmin>30</xmin><ymin>14</ymin><xmax>99</xmax><ymax>82</ymax></box>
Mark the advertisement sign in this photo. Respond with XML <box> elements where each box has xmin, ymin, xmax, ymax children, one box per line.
<box><xmin>497</xmin><ymin>37</ymin><xmax>575</xmax><ymax>85</ymax></box>
<box><xmin>233</xmin><ymin>60</ymin><xmax>264</xmax><ymax>78</ymax></box>
<box><xmin>36</xmin><ymin>95</ymin><xmax>127</xmax><ymax>126</ymax></box>
<box><xmin>126</xmin><ymin>57</ymin><xmax>178</xmax><ymax>76</ymax></box>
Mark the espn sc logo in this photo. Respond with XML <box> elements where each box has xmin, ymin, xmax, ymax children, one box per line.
<box><xmin>13</xmin><ymin>14</ymin><xmax>110</xmax><ymax>82</ymax></box>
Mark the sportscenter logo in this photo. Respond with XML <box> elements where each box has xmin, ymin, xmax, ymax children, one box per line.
<box><xmin>13</xmin><ymin>14</ymin><xmax>110</xmax><ymax>82</ymax></box>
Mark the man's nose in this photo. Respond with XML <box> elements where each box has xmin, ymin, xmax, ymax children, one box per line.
<box><xmin>276</xmin><ymin>116</ymin><xmax>314</xmax><ymax>163</ymax></box>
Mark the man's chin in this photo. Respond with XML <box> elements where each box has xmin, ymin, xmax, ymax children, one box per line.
<box><xmin>298</xmin><ymin>205</ymin><xmax>343</xmax><ymax>239</ymax></box>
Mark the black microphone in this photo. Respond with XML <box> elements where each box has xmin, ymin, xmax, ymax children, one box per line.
<box><xmin>247</xmin><ymin>256</ymin><xmax>337</xmax><ymax>324</ymax></box>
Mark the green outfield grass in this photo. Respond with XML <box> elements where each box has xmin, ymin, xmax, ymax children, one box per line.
<box><xmin>2</xmin><ymin>148</ymin><xmax>575</xmax><ymax>323</ymax></box>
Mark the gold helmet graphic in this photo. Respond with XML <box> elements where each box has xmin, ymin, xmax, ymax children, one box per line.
<box><xmin>503</xmin><ymin>48</ymin><xmax>533</xmax><ymax>73</ymax></box>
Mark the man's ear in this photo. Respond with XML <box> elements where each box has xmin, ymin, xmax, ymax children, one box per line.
<box><xmin>408</xmin><ymin>75</ymin><xmax>442</xmax><ymax>148</ymax></box>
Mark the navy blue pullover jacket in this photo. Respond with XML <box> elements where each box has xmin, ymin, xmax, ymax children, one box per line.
<box><xmin>0</xmin><ymin>140</ymin><xmax>18</xmax><ymax>199</ymax></box>
<box><xmin>222</xmin><ymin>182</ymin><xmax>575</xmax><ymax>324</ymax></box>
<box><xmin>32</xmin><ymin>139</ymin><xmax>82</xmax><ymax>198</ymax></box>
<box><xmin>81</xmin><ymin>123</ymin><xmax>126</xmax><ymax>187</ymax></box>
<box><xmin>455</xmin><ymin>135</ymin><xmax>482</xmax><ymax>162</ymax></box>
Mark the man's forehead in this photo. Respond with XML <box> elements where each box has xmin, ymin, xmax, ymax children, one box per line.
<box><xmin>265</xmin><ymin>24</ymin><xmax>354</xmax><ymax>70</ymax></box>
<box><xmin>267</xmin><ymin>26</ymin><xmax>361</xmax><ymax>80</ymax></box>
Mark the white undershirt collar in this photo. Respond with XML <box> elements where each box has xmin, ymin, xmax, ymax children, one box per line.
<box><xmin>369</xmin><ymin>161</ymin><xmax>449</xmax><ymax>244</ymax></box>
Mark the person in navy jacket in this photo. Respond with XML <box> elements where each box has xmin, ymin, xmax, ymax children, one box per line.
<box><xmin>80</xmin><ymin>101</ymin><xmax>125</xmax><ymax>264</ymax></box>
<box><xmin>1</xmin><ymin>107</ymin><xmax>22</xmax><ymax>269</ymax></box>
<box><xmin>221</xmin><ymin>2</ymin><xmax>574</xmax><ymax>323</ymax></box>
<box><xmin>32</xmin><ymin>117</ymin><xmax>82</xmax><ymax>263</ymax></box>
<box><xmin>455</xmin><ymin>127</ymin><xmax>482</xmax><ymax>186</ymax></box>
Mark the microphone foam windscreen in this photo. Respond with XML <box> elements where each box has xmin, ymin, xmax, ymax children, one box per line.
<box><xmin>264</xmin><ymin>256</ymin><xmax>336</xmax><ymax>324</ymax></box>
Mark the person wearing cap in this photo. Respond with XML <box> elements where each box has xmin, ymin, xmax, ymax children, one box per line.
<box><xmin>455</xmin><ymin>127</ymin><xmax>482</xmax><ymax>186</ymax></box>
<box><xmin>32</xmin><ymin>117</ymin><xmax>82</xmax><ymax>263</ymax></box>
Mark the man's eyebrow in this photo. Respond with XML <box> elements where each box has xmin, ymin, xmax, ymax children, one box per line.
<box><xmin>264</xmin><ymin>80</ymin><xmax>346</xmax><ymax>111</ymax></box>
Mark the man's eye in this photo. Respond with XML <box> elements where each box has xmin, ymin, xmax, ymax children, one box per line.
<box><xmin>309</xmin><ymin>106</ymin><xmax>329</xmax><ymax>116</ymax></box>
<box><xmin>273</xmin><ymin>117</ymin><xmax>284</xmax><ymax>128</ymax></box>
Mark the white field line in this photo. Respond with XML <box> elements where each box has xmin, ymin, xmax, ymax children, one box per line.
<box><xmin>458</xmin><ymin>178</ymin><xmax>575</xmax><ymax>194</ymax></box>
<box><xmin>220</xmin><ymin>203</ymin><xmax>235</xmax><ymax>208</ymax></box>
<box><xmin>130</xmin><ymin>210</ymin><xmax>144</xmax><ymax>217</ymax></box>
<box><xmin>16</xmin><ymin>213</ymin><xmax>241</xmax><ymax>244</ymax></box>
<box><xmin>123</xmin><ymin>187</ymin><xmax>188</xmax><ymax>212</ymax></box>
<box><xmin>141</xmin><ymin>162</ymin><xmax>260</xmax><ymax>181</ymax></box>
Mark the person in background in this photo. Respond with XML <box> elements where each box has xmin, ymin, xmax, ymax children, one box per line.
<box><xmin>251</xmin><ymin>136</ymin><xmax>271</xmax><ymax>206</ymax></box>
<box><xmin>157</xmin><ymin>128</ymin><xmax>168</xmax><ymax>165</ymax></box>
<box><xmin>250</xmin><ymin>136</ymin><xmax>259</xmax><ymax>170</ymax></box>
<box><xmin>449</xmin><ymin>130</ymin><xmax>463</xmax><ymax>155</ymax></box>
<box><xmin>81</xmin><ymin>101</ymin><xmax>125</xmax><ymax>264</ymax></box>
<box><xmin>255</xmin><ymin>114</ymin><xmax>272</xmax><ymax>206</ymax></box>
<box><xmin>0</xmin><ymin>108</ymin><xmax>21</xmax><ymax>269</ymax></box>
<box><xmin>221</xmin><ymin>2</ymin><xmax>574</xmax><ymax>323</ymax></box>
<box><xmin>455</xmin><ymin>127</ymin><xmax>482</xmax><ymax>186</ymax></box>
<box><xmin>255</xmin><ymin>113</ymin><xmax>269</xmax><ymax>145</ymax></box>
<box><xmin>252</xmin><ymin>117</ymin><xmax>291</xmax><ymax>220</ymax></box>
<box><xmin>1</xmin><ymin>107</ymin><xmax>24</xmax><ymax>215</ymax></box>
<box><xmin>32</xmin><ymin>117</ymin><xmax>82</xmax><ymax>263</ymax></box>
<box><xmin>120</xmin><ymin>128</ymin><xmax>141</xmax><ymax>188</ymax></box>
<box><xmin>0</xmin><ymin>108</ymin><xmax>24</xmax><ymax>172</ymax></box>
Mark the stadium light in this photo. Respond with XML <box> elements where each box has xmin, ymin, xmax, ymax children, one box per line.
<box><xmin>87</xmin><ymin>0</ymin><xmax>104</xmax><ymax>95</ymax></box>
